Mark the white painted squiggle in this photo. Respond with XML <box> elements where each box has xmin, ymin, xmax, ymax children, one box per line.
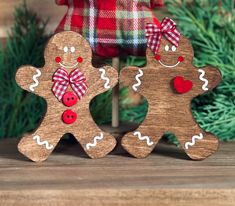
<box><xmin>132</xmin><ymin>69</ymin><xmax>143</xmax><ymax>91</ymax></box>
<box><xmin>185</xmin><ymin>133</ymin><xmax>204</xmax><ymax>150</ymax></box>
<box><xmin>198</xmin><ymin>69</ymin><xmax>209</xmax><ymax>91</ymax></box>
<box><xmin>99</xmin><ymin>68</ymin><xmax>110</xmax><ymax>89</ymax></box>
<box><xmin>33</xmin><ymin>135</ymin><xmax>54</xmax><ymax>150</ymax></box>
<box><xmin>134</xmin><ymin>131</ymin><xmax>154</xmax><ymax>146</ymax></box>
<box><xmin>29</xmin><ymin>69</ymin><xmax>41</xmax><ymax>92</ymax></box>
<box><xmin>86</xmin><ymin>133</ymin><xmax>104</xmax><ymax>150</ymax></box>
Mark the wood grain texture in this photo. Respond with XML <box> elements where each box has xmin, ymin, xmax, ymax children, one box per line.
<box><xmin>16</xmin><ymin>31</ymin><xmax>118</xmax><ymax>162</ymax></box>
<box><xmin>120</xmin><ymin>35</ymin><xmax>222</xmax><ymax>160</ymax></box>
<box><xmin>0</xmin><ymin>139</ymin><xmax>235</xmax><ymax>206</ymax></box>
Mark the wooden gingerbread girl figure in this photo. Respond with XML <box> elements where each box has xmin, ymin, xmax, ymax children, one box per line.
<box><xmin>121</xmin><ymin>17</ymin><xmax>222</xmax><ymax>160</ymax></box>
<box><xmin>55</xmin><ymin>0</ymin><xmax>163</xmax><ymax>57</ymax></box>
<box><xmin>16</xmin><ymin>31</ymin><xmax>118</xmax><ymax>162</ymax></box>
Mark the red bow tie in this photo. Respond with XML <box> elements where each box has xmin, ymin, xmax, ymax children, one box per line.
<box><xmin>145</xmin><ymin>17</ymin><xmax>181</xmax><ymax>55</ymax></box>
<box><xmin>52</xmin><ymin>68</ymin><xmax>88</xmax><ymax>101</ymax></box>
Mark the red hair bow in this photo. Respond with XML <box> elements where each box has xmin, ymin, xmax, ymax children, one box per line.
<box><xmin>145</xmin><ymin>17</ymin><xmax>181</xmax><ymax>55</ymax></box>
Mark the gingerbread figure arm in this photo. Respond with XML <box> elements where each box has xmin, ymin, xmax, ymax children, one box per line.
<box><xmin>89</xmin><ymin>66</ymin><xmax>118</xmax><ymax>96</ymax></box>
<box><xmin>191</xmin><ymin>66</ymin><xmax>222</xmax><ymax>95</ymax></box>
<box><xmin>16</xmin><ymin>66</ymin><xmax>46</xmax><ymax>98</ymax></box>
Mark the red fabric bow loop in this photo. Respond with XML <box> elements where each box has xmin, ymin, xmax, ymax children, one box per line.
<box><xmin>145</xmin><ymin>17</ymin><xmax>181</xmax><ymax>55</ymax></box>
<box><xmin>52</xmin><ymin>68</ymin><xmax>88</xmax><ymax>101</ymax></box>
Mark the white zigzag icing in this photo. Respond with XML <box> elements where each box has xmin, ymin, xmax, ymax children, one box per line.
<box><xmin>29</xmin><ymin>69</ymin><xmax>42</xmax><ymax>92</ymax></box>
<box><xmin>185</xmin><ymin>133</ymin><xmax>204</xmax><ymax>150</ymax></box>
<box><xmin>198</xmin><ymin>69</ymin><xmax>209</xmax><ymax>91</ymax></box>
<box><xmin>134</xmin><ymin>131</ymin><xmax>154</xmax><ymax>146</ymax></box>
<box><xmin>33</xmin><ymin>135</ymin><xmax>54</xmax><ymax>150</ymax></box>
<box><xmin>99</xmin><ymin>68</ymin><xmax>111</xmax><ymax>89</ymax></box>
<box><xmin>86</xmin><ymin>133</ymin><xmax>104</xmax><ymax>150</ymax></box>
<box><xmin>132</xmin><ymin>69</ymin><xmax>143</xmax><ymax>91</ymax></box>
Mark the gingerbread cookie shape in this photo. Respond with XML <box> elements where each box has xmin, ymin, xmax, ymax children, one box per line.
<box><xmin>120</xmin><ymin>35</ymin><xmax>221</xmax><ymax>160</ymax></box>
<box><xmin>16</xmin><ymin>31</ymin><xmax>118</xmax><ymax>162</ymax></box>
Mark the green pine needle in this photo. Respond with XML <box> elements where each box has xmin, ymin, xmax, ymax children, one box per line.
<box><xmin>0</xmin><ymin>1</ymin><xmax>49</xmax><ymax>138</ymax></box>
<box><xmin>166</xmin><ymin>0</ymin><xmax>235</xmax><ymax>142</ymax></box>
<box><xmin>0</xmin><ymin>0</ymin><xmax>234</xmax><ymax>143</ymax></box>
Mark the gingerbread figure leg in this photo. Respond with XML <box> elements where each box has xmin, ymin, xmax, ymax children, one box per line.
<box><xmin>18</xmin><ymin>116</ymin><xmax>62</xmax><ymax>162</ymax></box>
<box><xmin>172</xmin><ymin>116</ymin><xmax>219</xmax><ymax>160</ymax></box>
<box><xmin>122</xmin><ymin>114</ymin><xmax>164</xmax><ymax>158</ymax></box>
<box><xmin>73</xmin><ymin>117</ymin><xmax>117</xmax><ymax>159</ymax></box>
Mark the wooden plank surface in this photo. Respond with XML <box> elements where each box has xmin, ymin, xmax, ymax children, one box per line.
<box><xmin>0</xmin><ymin>138</ymin><xmax>234</xmax><ymax>206</ymax></box>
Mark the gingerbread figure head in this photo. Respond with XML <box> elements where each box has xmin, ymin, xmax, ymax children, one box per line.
<box><xmin>149</xmin><ymin>36</ymin><xmax>194</xmax><ymax>68</ymax></box>
<box><xmin>16</xmin><ymin>31</ymin><xmax>118</xmax><ymax>162</ymax></box>
<box><xmin>121</xmin><ymin>18</ymin><xmax>221</xmax><ymax>160</ymax></box>
<box><xmin>44</xmin><ymin>31</ymin><xmax>92</xmax><ymax>73</ymax></box>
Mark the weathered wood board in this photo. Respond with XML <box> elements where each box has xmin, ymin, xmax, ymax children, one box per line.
<box><xmin>0</xmin><ymin>139</ymin><xmax>234</xmax><ymax>206</ymax></box>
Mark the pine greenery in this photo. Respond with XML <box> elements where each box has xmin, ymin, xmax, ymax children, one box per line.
<box><xmin>0</xmin><ymin>0</ymin><xmax>234</xmax><ymax>142</ymax></box>
<box><xmin>165</xmin><ymin>0</ymin><xmax>235</xmax><ymax>141</ymax></box>
<box><xmin>0</xmin><ymin>2</ymin><xmax>49</xmax><ymax>138</ymax></box>
<box><xmin>0</xmin><ymin>2</ymin><xmax>146</xmax><ymax>139</ymax></box>
<box><xmin>116</xmin><ymin>0</ymin><xmax>235</xmax><ymax>143</ymax></box>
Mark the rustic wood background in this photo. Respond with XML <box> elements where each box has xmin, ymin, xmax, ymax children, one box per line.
<box><xmin>0</xmin><ymin>139</ymin><xmax>235</xmax><ymax>206</ymax></box>
<box><xmin>0</xmin><ymin>0</ymin><xmax>66</xmax><ymax>40</ymax></box>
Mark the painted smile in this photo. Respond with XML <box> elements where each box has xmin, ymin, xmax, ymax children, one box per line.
<box><xmin>158</xmin><ymin>60</ymin><xmax>181</xmax><ymax>68</ymax></box>
<box><xmin>59</xmin><ymin>62</ymin><xmax>78</xmax><ymax>69</ymax></box>
<box><xmin>155</xmin><ymin>55</ymin><xmax>184</xmax><ymax>68</ymax></box>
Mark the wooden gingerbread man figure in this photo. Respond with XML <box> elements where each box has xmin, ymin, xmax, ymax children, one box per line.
<box><xmin>16</xmin><ymin>31</ymin><xmax>118</xmax><ymax>162</ymax></box>
<box><xmin>121</xmin><ymin>18</ymin><xmax>222</xmax><ymax>160</ymax></box>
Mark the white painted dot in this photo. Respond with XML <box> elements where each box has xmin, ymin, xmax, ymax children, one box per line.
<box><xmin>70</xmin><ymin>47</ymin><xmax>75</xmax><ymax>53</ymax></box>
<box><xmin>63</xmin><ymin>46</ymin><xmax>68</xmax><ymax>53</ymax></box>
<box><xmin>165</xmin><ymin>45</ymin><xmax>169</xmax><ymax>52</ymax></box>
<box><xmin>172</xmin><ymin>45</ymin><xmax>177</xmax><ymax>52</ymax></box>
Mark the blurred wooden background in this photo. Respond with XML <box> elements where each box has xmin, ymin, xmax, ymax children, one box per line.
<box><xmin>0</xmin><ymin>0</ymin><xmax>66</xmax><ymax>40</ymax></box>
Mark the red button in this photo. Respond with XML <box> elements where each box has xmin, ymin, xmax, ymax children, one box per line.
<box><xmin>62</xmin><ymin>92</ymin><xmax>78</xmax><ymax>107</ymax></box>
<box><xmin>62</xmin><ymin>110</ymin><xmax>77</xmax><ymax>124</ymax></box>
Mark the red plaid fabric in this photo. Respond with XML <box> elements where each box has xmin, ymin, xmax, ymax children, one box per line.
<box><xmin>52</xmin><ymin>68</ymin><xmax>88</xmax><ymax>101</ymax></box>
<box><xmin>145</xmin><ymin>17</ymin><xmax>180</xmax><ymax>55</ymax></box>
<box><xmin>55</xmin><ymin>0</ymin><xmax>163</xmax><ymax>57</ymax></box>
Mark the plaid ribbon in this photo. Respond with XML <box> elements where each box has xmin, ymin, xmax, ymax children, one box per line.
<box><xmin>55</xmin><ymin>0</ymin><xmax>160</xmax><ymax>57</ymax></box>
<box><xmin>52</xmin><ymin>68</ymin><xmax>88</xmax><ymax>101</ymax></box>
<box><xmin>145</xmin><ymin>17</ymin><xmax>180</xmax><ymax>55</ymax></box>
